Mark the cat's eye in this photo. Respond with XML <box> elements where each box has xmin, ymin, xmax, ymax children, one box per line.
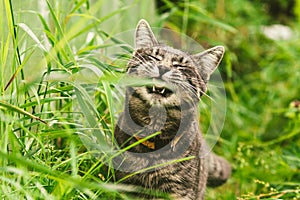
<box><xmin>172</xmin><ymin>61</ymin><xmax>183</xmax><ymax>68</ymax></box>
<box><xmin>148</xmin><ymin>55</ymin><xmax>161</xmax><ymax>61</ymax></box>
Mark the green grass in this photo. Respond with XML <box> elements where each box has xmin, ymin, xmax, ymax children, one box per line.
<box><xmin>1</xmin><ymin>0</ymin><xmax>300</xmax><ymax>199</ymax></box>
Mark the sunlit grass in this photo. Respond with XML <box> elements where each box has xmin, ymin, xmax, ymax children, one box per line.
<box><xmin>1</xmin><ymin>0</ymin><xmax>300</xmax><ymax>199</ymax></box>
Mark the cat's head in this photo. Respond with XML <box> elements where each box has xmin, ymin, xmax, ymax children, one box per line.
<box><xmin>127</xmin><ymin>19</ymin><xmax>224</xmax><ymax>107</ymax></box>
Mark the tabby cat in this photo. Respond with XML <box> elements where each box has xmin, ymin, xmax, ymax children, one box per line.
<box><xmin>114</xmin><ymin>19</ymin><xmax>231</xmax><ymax>200</ymax></box>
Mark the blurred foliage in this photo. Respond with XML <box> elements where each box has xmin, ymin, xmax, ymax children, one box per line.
<box><xmin>0</xmin><ymin>0</ymin><xmax>299</xmax><ymax>199</ymax></box>
<box><xmin>158</xmin><ymin>0</ymin><xmax>300</xmax><ymax>199</ymax></box>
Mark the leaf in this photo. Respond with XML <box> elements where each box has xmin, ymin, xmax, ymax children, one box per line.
<box><xmin>18</xmin><ymin>23</ymin><xmax>47</xmax><ymax>52</ymax></box>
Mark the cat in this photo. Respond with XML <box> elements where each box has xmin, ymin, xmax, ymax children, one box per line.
<box><xmin>114</xmin><ymin>19</ymin><xmax>231</xmax><ymax>200</ymax></box>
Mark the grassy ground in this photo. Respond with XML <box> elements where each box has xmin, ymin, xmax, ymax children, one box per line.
<box><xmin>1</xmin><ymin>0</ymin><xmax>299</xmax><ymax>199</ymax></box>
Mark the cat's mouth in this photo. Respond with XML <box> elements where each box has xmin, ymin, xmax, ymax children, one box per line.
<box><xmin>146</xmin><ymin>85</ymin><xmax>173</xmax><ymax>97</ymax></box>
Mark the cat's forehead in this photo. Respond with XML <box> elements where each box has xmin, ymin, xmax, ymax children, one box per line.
<box><xmin>154</xmin><ymin>46</ymin><xmax>187</xmax><ymax>55</ymax></box>
<box><xmin>137</xmin><ymin>46</ymin><xmax>190</xmax><ymax>59</ymax></box>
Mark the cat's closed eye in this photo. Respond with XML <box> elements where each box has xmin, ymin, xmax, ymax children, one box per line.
<box><xmin>172</xmin><ymin>61</ymin><xmax>183</xmax><ymax>67</ymax></box>
<box><xmin>148</xmin><ymin>54</ymin><xmax>161</xmax><ymax>61</ymax></box>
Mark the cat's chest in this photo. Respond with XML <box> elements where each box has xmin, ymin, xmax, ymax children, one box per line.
<box><xmin>127</xmin><ymin>92</ymin><xmax>182</xmax><ymax>137</ymax></box>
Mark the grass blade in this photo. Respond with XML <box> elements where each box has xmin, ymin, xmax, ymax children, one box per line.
<box><xmin>0</xmin><ymin>101</ymin><xmax>47</xmax><ymax>124</ymax></box>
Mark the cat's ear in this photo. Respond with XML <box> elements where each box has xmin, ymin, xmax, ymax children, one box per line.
<box><xmin>193</xmin><ymin>46</ymin><xmax>225</xmax><ymax>82</ymax></box>
<box><xmin>135</xmin><ymin>19</ymin><xmax>158</xmax><ymax>49</ymax></box>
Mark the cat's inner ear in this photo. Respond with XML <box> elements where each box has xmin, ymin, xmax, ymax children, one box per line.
<box><xmin>135</xmin><ymin>19</ymin><xmax>158</xmax><ymax>49</ymax></box>
<box><xmin>192</xmin><ymin>46</ymin><xmax>225</xmax><ymax>82</ymax></box>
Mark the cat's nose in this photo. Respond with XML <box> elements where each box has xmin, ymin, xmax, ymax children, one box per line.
<box><xmin>158</xmin><ymin>65</ymin><xmax>169</xmax><ymax>77</ymax></box>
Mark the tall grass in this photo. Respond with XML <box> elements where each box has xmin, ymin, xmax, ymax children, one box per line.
<box><xmin>0</xmin><ymin>0</ymin><xmax>155</xmax><ymax>199</ymax></box>
<box><xmin>1</xmin><ymin>0</ymin><xmax>300</xmax><ymax>199</ymax></box>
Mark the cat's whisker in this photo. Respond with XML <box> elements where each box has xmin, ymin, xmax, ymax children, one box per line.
<box><xmin>177</xmin><ymin>79</ymin><xmax>216</xmax><ymax>103</ymax></box>
<box><xmin>168</xmin><ymin>79</ymin><xmax>197</xmax><ymax>97</ymax></box>
<box><xmin>130</xmin><ymin>62</ymin><xmax>154</xmax><ymax>77</ymax></box>
<box><xmin>179</xmin><ymin>83</ymin><xmax>199</xmax><ymax>100</ymax></box>
<box><xmin>207</xmin><ymin>82</ymin><xmax>224</xmax><ymax>89</ymax></box>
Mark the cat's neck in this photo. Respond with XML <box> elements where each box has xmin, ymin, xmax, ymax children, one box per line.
<box><xmin>118</xmin><ymin>91</ymin><xmax>198</xmax><ymax>152</ymax></box>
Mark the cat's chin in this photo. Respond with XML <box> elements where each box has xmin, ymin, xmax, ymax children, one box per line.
<box><xmin>133</xmin><ymin>86</ymin><xmax>180</xmax><ymax>107</ymax></box>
